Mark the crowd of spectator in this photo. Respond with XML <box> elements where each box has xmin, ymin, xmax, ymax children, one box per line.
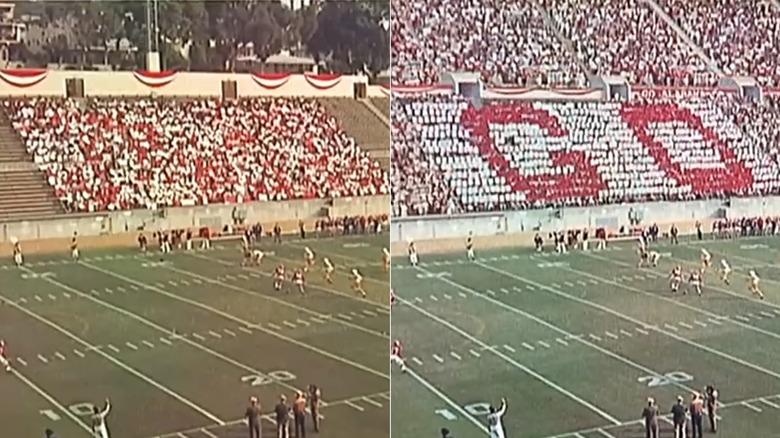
<box><xmin>661</xmin><ymin>0</ymin><xmax>780</xmax><ymax>87</ymax></box>
<box><xmin>391</xmin><ymin>0</ymin><xmax>780</xmax><ymax>87</ymax></box>
<box><xmin>6</xmin><ymin>97</ymin><xmax>388</xmax><ymax>212</ymax></box>
<box><xmin>391</xmin><ymin>93</ymin><xmax>780</xmax><ymax>216</ymax></box>
<box><xmin>391</xmin><ymin>0</ymin><xmax>587</xmax><ymax>87</ymax></box>
<box><xmin>543</xmin><ymin>0</ymin><xmax>718</xmax><ymax>86</ymax></box>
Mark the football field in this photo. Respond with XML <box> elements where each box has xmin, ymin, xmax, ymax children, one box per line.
<box><xmin>392</xmin><ymin>235</ymin><xmax>780</xmax><ymax>438</ymax></box>
<box><xmin>0</xmin><ymin>233</ymin><xmax>389</xmax><ymax>438</ymax></box>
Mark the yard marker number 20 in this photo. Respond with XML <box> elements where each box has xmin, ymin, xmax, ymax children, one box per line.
<box><xmin>638</xmin><ymin>371</ymin><xmax>693</xmax><ymax>387</ymax></box>
<box><xmin>241</xmin><ymin>370</ymin><xmax>296</xmax><ymax>386</ymax></box>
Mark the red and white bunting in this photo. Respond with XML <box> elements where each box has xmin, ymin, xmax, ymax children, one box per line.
<box><xmin>251</xmin><ymin>72</ymin><xmax>292</xmax><ymax>89</ymax></box>
<box><xmin>304</xmin><ymin>73</ymin><xmax>342</xmax><ymax>90</ymax></box>
<box><xmin>133</xmin><ymin>70</ymin><xmax>177</xmax><ymax>88</ymax></box>
<box><xmin>0</xmin><ymin>69</ymin><xmax>49</xmax><ymax>88</ymax></box>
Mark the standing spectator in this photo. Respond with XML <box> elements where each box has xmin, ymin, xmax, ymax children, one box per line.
<box><xmin>275</xmin><ymin>395</ymin><xmax>290</xmax><ymax>438</ymax></box>
<box><xmin>308</xmin><ymin>384</ymin><xmax>322</xmax><ymax>432</ymax></box>
<box><xmin>274</xmin><ymin>223</ymin><xmax>282</xmax><ymax>244</ymax></box>
<box><xmin>298</xmin><ymin>220</ymin><xmax>306</xmax><ymax>239</ymax></box>
<box><xmin>642</xmin><ymin>397</ymin><xmax>659</xmax><ymax>438</ymax></box>
<box><xmin>705</xmin><ymin>385</ymin><xmax>719</xmax><ymax>432</ymax></box>
<box><xmin>245</xmin><ymin>396</ymin><xmax>262</xmax><ymax>438</ymax></box>
<box><xmin>690</xmin><ymin>393</ymin><xmax>705</xmax><ymax>438</ymax></box>
<box><xmin>292</xmin><ymin>391</ymin><xmax>307</xmax><ymax>438</ymax></box>
<box><xmin>670</xmin><ymin>395</ymin><xmax>687</xmax><ymax>438</ymax></box>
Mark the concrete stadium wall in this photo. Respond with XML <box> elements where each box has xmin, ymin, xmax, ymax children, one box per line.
<box><xmin>390</xmin><ymin>196</ymin><xmax>780</xmax><ymax>255</ymax></box>
<box><xmin>1</xmin><ymin>195</ymin><xmax>389</xmax><ymax>244</ymax></box>
<box><xmin>0</xmin><ymin>69</ymin><xmax>393</xmax><ymax>98</ymax></box>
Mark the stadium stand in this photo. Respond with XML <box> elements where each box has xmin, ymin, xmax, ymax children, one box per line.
<box><xmin>0</xmin><ymin>107</ymin><xmax>63</xmax><ymax>218</ymax></box>
<box><xmin>391</xmin><ymin>93</ymin><xmax>780</xmax><ymax>216</ymax></box>
<box><xmin>5</xmin><ymin>97</ymin><xmax>388</xmax><ymax>213</ymax></box>
<box><xmin>660</xmin><ymin>0</ymin><xmax>780</xmax><ymax>86</ymax></box>
<box><xmin>320</xmin><ymin>98</ymin><xmax>390</xmax><ymax>170</ymax></box>
<box><xmin>391</xmin><ymin>0</ymin><xmax>587</xmax><ymax>86</ymax></box>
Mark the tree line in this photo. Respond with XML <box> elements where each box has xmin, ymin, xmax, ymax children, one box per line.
<box><xmin>12</xmin><ymin>0</ymin><xmax>389</xmax><ymax>77</ymax></box>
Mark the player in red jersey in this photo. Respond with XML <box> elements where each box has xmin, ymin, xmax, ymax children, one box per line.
<box><xmin>292</xmin><ymin>269</ymin><xmax>306</xmax><ymax>296</ymax></box>
<box><xmin>688</xmin><ymin>269</ymin><xmax>703</xmax><ymax>296</ymax></box>
<box><xmin>274</xmin><ymin>265</ymin><xmax>286</xmax><ymax>291</ymax></box>
<box><xmin>390</xmin><ymin>340</ymin><xmax>406</xmax><ymax>372</ymax></box>
<box><xmin>0</xmin><ymin>340</ymin><xmax>10</xmax><ymax>372</ymax></box>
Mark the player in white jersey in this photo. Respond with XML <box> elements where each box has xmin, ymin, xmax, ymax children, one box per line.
<box><xmin>382</xmin><ymin>248</ymin><xmax>390</xmax><ymax>273</ymax></box>
<box><xmin>648</xmin><ymin>251</ymin><xmax>661</xmax><ymax>267</ymax></box>
<box><xmin>323</xmin><ymin>257</ymin><xmax>335</xmax><ymax>284</ymax></box>
<box><xmin>352</xmin><ymin>269</ymin><xmax>367</xmax><ymax>298</ymax></box>
<box><xmin>701</xmin><ymin>249</ymin><xmax>712</xmax><ymax>272</ymax></box>
<box><xmin>408</xmin><ymin>241</ymin><xmax>418</xmax><ymax>266</ymax></box>
<box><xmin>11</xmin><ymin>238</ymin><xmax>22</xmax><ymax>267</ymax></box>
<box><xmin>720</xmin><ymin>259</ymin><xmax>731</xmax><ymax>285</ymax></box>
<box><xmin>487</xmin><ymin>398</ymin><xmax>507</xmax><ymax>438</ymax></box>
<box><xmin>304</xmin><ymin>247</ymin><xmax>315</xmax><ymax>271</ymax></box>
<box><xmin>466</xmin><ymin>232</ymin><xmax>475</xmax><ymax>261</ymax></box>
<box><xmin>91</xmin><ymin>399</ymin><xmax>111</xmax><ymax>438</ymax></box>
<box><xmin>748</xmin><ymin>271</ymin><xmax>765</xmax><ymax>299</ymax></box>
<box><xmin>0</xmin><ymin>340</ymin><xmax>9</xmax><ymax>372</ymax></box>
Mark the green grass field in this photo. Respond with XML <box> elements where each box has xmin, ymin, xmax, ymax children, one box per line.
<box><xmin>0</xmin><ymin>233</ymin><xmax>389</xmax><ymax>438</ymax></box>
<box><xmin>391</xmin><ymin>235</ymin><xmax>780</xmax><ymax>438</ymax></box>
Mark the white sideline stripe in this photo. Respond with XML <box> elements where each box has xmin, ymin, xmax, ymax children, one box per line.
<box><xmin>400</xmin><ymin>287</ymin><xmax>620</xmax><ymax>425</ymax></box>
<box><xmin>495</xmin><ymin>259</ymin><xmax>780</xmax><ymax>384</ymax></box>
<box><xmin>405</xmin><ymin>368</ymin><xmax>488</xmax><ymax>433</ymax></box>
<box><xmin>78</xmin><ymin>262</ymin><xmax>388</xmax><ymax>380</ymax></box>
<box><xmin>0</xmin><ymin>292</ymin><xmax>225</xmax><ymax>425</ymax></box>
